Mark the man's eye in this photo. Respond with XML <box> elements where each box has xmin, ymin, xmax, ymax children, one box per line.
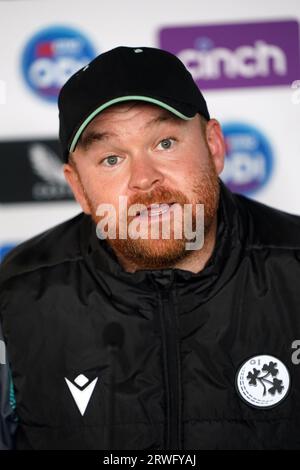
<box><xmin>157</xmin><ymin>138</ymin><xmax>176</xmax><ymax>150</ymax></box>
<box><xmin>101</xmin><ymin>155</ymin><xmax>121</xmax><ymax>166</ymax></box>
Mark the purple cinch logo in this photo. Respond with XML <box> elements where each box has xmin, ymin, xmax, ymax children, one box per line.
<box><xmin>159</xmin><ymin>20</ymin><xmax>300</xmax><ymax>89</ymax></box>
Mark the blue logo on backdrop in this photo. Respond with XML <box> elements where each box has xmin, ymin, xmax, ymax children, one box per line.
<box><xmin>221</xmin><ymin>123</ymin><xmax>273</xmax><ymax>195</ymax></box>
<box><xmin>0</xmin><ymin>244</ymin><xmax>16</xmax><ymax>262</ymax></box>
<box><xmin>21</xmin><ymin>26</ymin><xmax>96</xmax><ymax>102</ymax></box>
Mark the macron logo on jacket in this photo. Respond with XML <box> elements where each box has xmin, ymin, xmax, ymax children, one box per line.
<box><xmin>65</xmin><ymin>374</ymin><xmax>98</xmax><ymax>416</ymax></box>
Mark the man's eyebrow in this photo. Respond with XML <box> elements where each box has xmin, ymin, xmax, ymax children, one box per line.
<box><xmin>145</xmin><ymin>113</ymin><xmax>182</xmax><ymax>127</ymax></box>
<box><xmin>79</xmin><ymin>113</ymin><xmax>182</xmax><ymax>150</ymax></box>
<box><xmin>79</xmin><ymin>131</ymin><xmax>117</xmax><ymax>150</ymax></box>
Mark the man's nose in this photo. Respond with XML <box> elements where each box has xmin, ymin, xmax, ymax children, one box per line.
<box><xmin>128</xmin><ymin>157</ymin><xmax>164</xmax><ymax>192</ymax></box>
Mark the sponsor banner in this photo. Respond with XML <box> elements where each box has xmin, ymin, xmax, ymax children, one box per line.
<box><xmin>221</xmin><ymin>122</ymin><xmax>274</xmax><ymax>195</ymax></box>
<box><xmin>159</xmin><ymin>20</ymin><xmax>300</xmax><ymax>90</ymax></box>
<box><xmin>21</xmin><ymin>25</ymin><xmax>96</xmax><ymax>102</ymax></box>
<box><xmin>0</xmin><ymin>139</ymin><xmax>73</xmax><ymax>203</ymax></box>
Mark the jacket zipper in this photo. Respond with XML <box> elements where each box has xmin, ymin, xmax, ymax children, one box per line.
<box><xmin>159</xmin><ymin>287</ymin><xmax>182</xmax><ymax>450</ymax></box>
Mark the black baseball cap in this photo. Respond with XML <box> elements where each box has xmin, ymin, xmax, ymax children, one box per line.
<box><xmin>58</xmin><ymin>46</ymin><xmax>210</xmax><ymax>162</ymax></box>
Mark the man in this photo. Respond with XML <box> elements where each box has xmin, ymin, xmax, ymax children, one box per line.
<box><xmin>1</xmin><ymin>46</ymin><xmax>300</xmax><ymax>450</ymax></box>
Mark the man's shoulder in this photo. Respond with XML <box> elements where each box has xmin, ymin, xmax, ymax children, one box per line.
<box><xmin>235</xmin><ymin>193</ymin><xmax>300</xmax><ymax>249</ymax></box>
<box><xmin>0</xmin><ymin>211</ymin><xmax>90</xmax><ymax>285</ymax></box>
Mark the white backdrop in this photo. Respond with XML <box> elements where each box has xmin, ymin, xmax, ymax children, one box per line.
<box><xmin>0</xmin><ymin>0</ymin><xmax>300</xmax><ymax>254</ymax></box>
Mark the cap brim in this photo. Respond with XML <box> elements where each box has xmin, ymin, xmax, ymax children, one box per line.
<box><xmin>69</xmin><ymin>95</ymin><xmax>196</xmax><ymax>153</ymax></box>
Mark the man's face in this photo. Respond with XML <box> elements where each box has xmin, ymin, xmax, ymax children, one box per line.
<box><xmin>64</xmin><ymin>103</ymin><xmax>225</xmax><ymax>270</ymax></box>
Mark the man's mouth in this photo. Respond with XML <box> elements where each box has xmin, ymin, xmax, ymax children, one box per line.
<box><xmin>135</xmin><ymin>202</ymin><xmax>176</xmax><ymax>219</ymax></box>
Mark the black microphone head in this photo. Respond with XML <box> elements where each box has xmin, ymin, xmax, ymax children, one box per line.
<box><xmin>103</xmin><ymin>322</ymin><xmax>125</xmax><ymax>349</ymax></box>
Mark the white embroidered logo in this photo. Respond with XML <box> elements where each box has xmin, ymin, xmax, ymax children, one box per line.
<box><xmin>236</xmin><ymin>354</ymin><xmax>290</xmax><ymax>408</ymax></box>
<box><xmin>65</xmin><ymin>374</ymin><xmax>98</xmax><ymax>416</ymax></box>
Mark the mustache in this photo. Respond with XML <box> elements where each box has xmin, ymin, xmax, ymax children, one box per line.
<box><xmin>127</xmin><ymin>185</ymin><xmax>190</xmax><ymax>208</ymax></box>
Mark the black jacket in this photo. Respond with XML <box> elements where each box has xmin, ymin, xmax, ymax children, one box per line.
<box><xmin>1</xmin><ymin>182</ymin><xmax>300</xmax><ymax>450</ymax></box>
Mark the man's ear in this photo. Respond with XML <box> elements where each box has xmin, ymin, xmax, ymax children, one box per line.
<box><xmin>63</xmin><ymin>160</ymin><xmax>91</xmax><ymax>214</ymax></box>
<box><xmin>205</xmin><ymin>119</ymin><xmax>225</xmax><ymax>175</ymax></box>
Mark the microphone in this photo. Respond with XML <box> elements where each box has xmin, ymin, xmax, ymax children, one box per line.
<box><xmin>103</xmin><ymin>322</ymin><xmax>125</xmax><ymax>450</ymax></box>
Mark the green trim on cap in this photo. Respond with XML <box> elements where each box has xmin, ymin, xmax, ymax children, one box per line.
<box><xmin>69</xmin><ymin>95</ymin><xmax>194</xmax><ymax>153</ymax></box>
